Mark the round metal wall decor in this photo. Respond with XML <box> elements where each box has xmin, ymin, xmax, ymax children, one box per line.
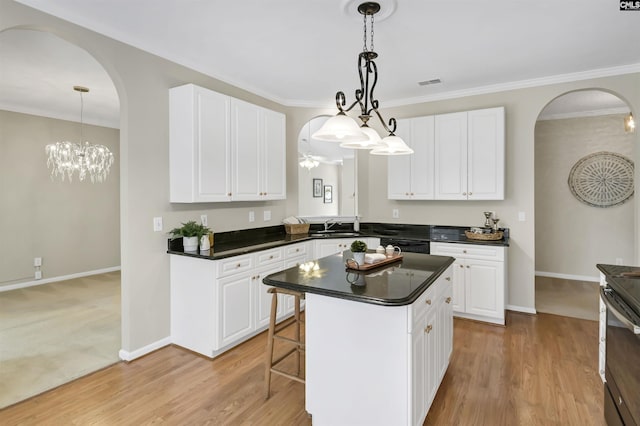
<box><xmin>568</xmin><ymin>151</ymin><xmax>634</xmax><ymax>208</ymax></box>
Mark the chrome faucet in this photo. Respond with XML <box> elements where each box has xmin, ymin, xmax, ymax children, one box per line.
<box><xmin>324</xmin><ymin>218</ymin><xmax>340</xmax><ymax>231</ymax></box>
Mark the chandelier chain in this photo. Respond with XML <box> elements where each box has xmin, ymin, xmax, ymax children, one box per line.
<box><xmin>362</xmin><ymin>11</ymin><xmax>375</xmax><ymax>52</ymax></box>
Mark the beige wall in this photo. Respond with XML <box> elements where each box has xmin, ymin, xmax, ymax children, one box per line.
<box><xmin>535</xmin><ymin>114</ymin><xmax>635</xmax><ymax>279</ymax></box>
<box><xmin>4</xmin><ymin>0</ymin><xmax>640</xmax><ymax>354</ymax></box>
<box><xmin>0</xmin><ymin>110</ymin><xmax>120</xmax><ymax>287</ymax></box>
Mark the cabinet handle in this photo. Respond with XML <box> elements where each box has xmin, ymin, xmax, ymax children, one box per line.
<box><xmin>462</xmin><ymin>192</ymin><xmax>467</xmax><ymax>196</ymax></box>
<box><xmin>459</xmin><ymin>264</ymin><xmax>464</xmax><ymax>268</ymax></box>
<box><xmin>446</xmin><ymin>297</ymin><xmax>452</xmax><ymax>304</ymax></box>
<box><xmin>463</xmin><ymin>250</ymin><xmax>467</xmax><ymax>254</ymax></box>
<box><xmin>426</xmin><ymin>299</ymin><xmax>432</xmax><ymax>305</ymax></box>
<box><xmin>236</xmin><ymin>263</ymin><xmax>241</xmax><ymax>268</ymax></box>
<box><xmin>601</xmin><ymin>337</ymin><xmax>605</xmax><ymax>342</ymax></box>
<box><xmin>445</xmin><ymin>276</ymin><xmax>451</xmax><ymax>281</ymax></box>
<box><xmin>228</xmin><ymin>192</ymin><xmax>232</xmax><ymax>196</ymax></box>
<box><xmin>425</xmin><ymin>324</ymin><xmax>433</xmax><ymax>334</ymax></box>
<box><xmin>296</xmin><ymin>248</ymin><xmax>300</xmax><ymax>252</ymax></box>
<box><xmin>405</xmin><ymin>192</ymin><xmax>409</xmax><ymax>196</ymax></box>
<box><xmin>269</xmin><ymin>255</ymin><xmax>274</xmax><ymax>259</ymax></box>
<box><xmin>466</xmin><ymin>265</ymin><xmax>470</xmax><ymax>268</ymax></box>
<box><xmin>469</xmin><ymin>192</ymin><xmax>472</xmax><ymax>195</ymax></box>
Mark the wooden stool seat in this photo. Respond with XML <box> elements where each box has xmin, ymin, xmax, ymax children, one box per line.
<box><xmin>264</xmin><ymin>287</ymin><xmax>305</xmax><ymax>399</ymax></box>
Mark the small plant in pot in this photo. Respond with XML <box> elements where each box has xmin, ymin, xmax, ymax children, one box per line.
<box><xmin>169</xmin><ymin>220</ymin><xmax>211</xmax><ymax>252</ymax></box>
<box><xmin>350</xmin><ymin>240</ymin><xmax>368</xmax><ymax>266</ymax></box>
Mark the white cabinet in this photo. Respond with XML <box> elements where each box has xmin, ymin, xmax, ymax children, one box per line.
<box><xmin>314</xmin><ymin>237</ymin><xmax>379</xmax><ymax>259</ymax></box>
<box><xmin>431</xmin><ymin>242</ymin><xmax>506</xmax><ymax>325</ymax></box>
<box><xmin>231</xmin><ymin>99</ymin><xmax>286</xmax><ymax>201</ymax></box>
<box><xmin>434</xmin><ymin>107</ymin><xmax>504</xmax><ymax>200</ymax></box>
<box><xmin>169</xmin><ymin>84</ymin><xmax>231</xmax><ymax>202</ymax></box>
<box><xmin>218</xmin><ymin>271</ymin><xmax>254</xmax><ymax>347</ymax></box>
<box><xmin>169</xmin><ymin>84</ymin><xmax>286</xmax><ymax>203</ymax></box>
<box><xmin>389</xmin><ymin>116</ymin><xmax>435</xmax><ymax>200</ymax></box>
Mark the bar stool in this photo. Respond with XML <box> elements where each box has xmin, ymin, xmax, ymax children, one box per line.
<box><xmin>264</xmin><ymin>287</ymin><xmax>305</xmax><ymax>399</ymax></box>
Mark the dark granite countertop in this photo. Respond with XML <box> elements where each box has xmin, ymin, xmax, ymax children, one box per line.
<box><xmin>263</xmin><ymin>251</ymin><xmax>455</xmax><ymax>306</ymax></box>
<box><xmin>167</xmin><ymin>223</ymin><xmax>510</xmax><ymax>260</ymax></box>
<box><xmin>597</xmin><ymin>264</ymin><xmax>640</xmax><ymax>310</ymax></box>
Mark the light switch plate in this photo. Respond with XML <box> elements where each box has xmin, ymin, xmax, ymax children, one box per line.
<box><xmin>200</xmin><ymin>214</ymin><xmax>208</xmax><ymax>226</ymax></box>
<box><xmin>264</xmin><ymin>210</ymin><xmax>271</xmax><ymax>221</ymax></box>
<box><xmin>392</xmin><ymin>209</ymin><xmax>399</xmax><ymax>219</ymax></box>
<box><xmin>249</xmin><ymin>211</ymin><xmax>255</xmax><ymax>222</ymax></box>
<box><xmin>153</xmin><ymin>217</ymin><xmax>163</xmax><ymax>232</ymax></box>
<box><xmin>518</xmin><ymin>212</ymin><xmax>525</xmax><ymax>222</ymax></box>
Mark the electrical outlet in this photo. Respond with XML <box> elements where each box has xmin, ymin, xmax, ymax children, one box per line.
<box><xmin>35</xmin><ymin>270</ymin><xmax>42</xmax><ymax>280</ymax></box>
<box><xmin>200</xmin><ymin>214</ymin><xmax>208</xmax><ymax>226</ymax></box>
<box><xmin>518</xmin><ymin>212</ymin><xmax>526</xmax><ymax>222</ymax></box>
<box><xmin>153</xmin><ymin>217</ymin><xmax>163</xmax><ymax>232</ymax></box>
<box><xmin>392</xmin><ymin>209</ymin><xmax>399</xmax><ymax>219</ymax></box>
<box><xmin>34</xmin><ymin>257</ymin><xmax>42</xmax><ymax>267</ymax></box>
<box><xmin>249</xmin><ymin>211</ymin><xmax>255</xmax><ymax>222</ymax></box>
<box><xmin>264</xmin><ymin>210</ymin><xmax>271</xmax><ymax>221</ymax></box>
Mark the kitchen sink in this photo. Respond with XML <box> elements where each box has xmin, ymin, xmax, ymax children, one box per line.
<box><xmin>310</xmin><ymin>231</ymin><xmax>360</xmax><ymax>238</ymax></box>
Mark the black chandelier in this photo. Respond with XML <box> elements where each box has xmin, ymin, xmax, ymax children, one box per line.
<box><xmin>312</xmin><ymin>2</ymin><xmax>413</xmax><ymax>155</ymax></box>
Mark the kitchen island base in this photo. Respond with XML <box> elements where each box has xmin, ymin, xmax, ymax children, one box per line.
<box><xmin>305</xmin><ymin>265</ymin><xmax>453</xmax><ymax>426</ymax></box>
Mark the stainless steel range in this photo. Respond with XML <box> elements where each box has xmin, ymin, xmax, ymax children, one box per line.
<box><xmin>598</xmin><ymin>264</ymin><xmax>640</xmax><ymax>426</ymax></box>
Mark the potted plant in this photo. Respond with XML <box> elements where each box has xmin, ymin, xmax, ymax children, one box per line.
<box><xmin>169</xmin><ymin>220</ymin><xmax>211</xmax><ymax>252</ymax></box>
<box><xmin>350</xmin><ymin>240</ymin><xmax>368</xmax><ymax>265</ymax></box>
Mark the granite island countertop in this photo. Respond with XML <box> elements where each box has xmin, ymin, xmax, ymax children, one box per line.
<box><xmin>263</xmin><ymin>251</ymin><xmax>455</xmax><ymax>306</ymax></box>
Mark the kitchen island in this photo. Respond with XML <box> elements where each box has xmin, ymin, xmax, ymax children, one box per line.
<box><xmin>263</xmin><ymin>252</ymin><xmax>455</xmax><ymax>426</ymax></box>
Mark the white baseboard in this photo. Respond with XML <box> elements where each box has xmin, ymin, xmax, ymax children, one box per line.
<box><xmin>0</xmin><ymin>266</ymin><xmax>121</xmax><ymax>292</ymax></box>
<box><xmin>119</xmin><ymin>337</ymin><xmax>172</xmax><ymax>362</ymax></box>
<box><xmin>506</xmin><ymin>304</ymin><xmax>537</xmax><ymax>314</ymax></box>
<box><xmin>535</xmin><ymin>270</ymin><xmax>599</xmax><ymax>283</ymax></box>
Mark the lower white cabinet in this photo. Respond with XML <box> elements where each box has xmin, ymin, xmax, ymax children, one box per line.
<box><xmin>431</xmin><ymin>242</ymin><xmax>506</xmax><ymax>325</ymax></box>
<box><xmin>170</xmin><ymin>241</ymin><xmax>310</xmax><ymax>358</ymax></box>
<box><xmin>599</xmin><ymin>272</ymin><xmax>607</xmax><ymax>383</ymax></box>
<box><xmin>314</xmin><ymin>237</ymin><xmax>380</xmax><ymax>259</ymax></box>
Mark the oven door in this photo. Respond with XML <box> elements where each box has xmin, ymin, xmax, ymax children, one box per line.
<box><xmin>601</xmin><ymin>287</ymin><xmax>640</xmax><ymax>425</ymax></box>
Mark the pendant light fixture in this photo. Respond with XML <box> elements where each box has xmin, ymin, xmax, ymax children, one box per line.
<box><xmin>312</xmin><ymin>2</ymin><xmax>413</xmax><ymax>155</ymax></box>
<box><xmin>624</xmin><ymin>112</ymin><xmax>635</xmax><ymax>133</ymax></box>
<box><xmin>46</xmin><ymin>86</ymin><xmax>114</xmax><ymax>183</ymax></box>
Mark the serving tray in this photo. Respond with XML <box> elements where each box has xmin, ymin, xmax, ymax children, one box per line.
<box><xmin>345</xmin><ymin>254</ymin><xmax>403</xmax><ymax>271</ymax></box>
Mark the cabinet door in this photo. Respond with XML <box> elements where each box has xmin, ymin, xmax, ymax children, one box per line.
<box><xmin>423</xmin><ymin>306</ymin><xmax>439</xmax><ymax>409</ymax></box>
<box><xmin>410</xmin><ymin>116</ymin><xmax>435</xmax><ymax>199</ymax></box>
<box><xmin>169</xmin><ymin>84</ymin><xmax>231</xmax><ymax>202</ymax></box>
<box><xmin>218</xmin><ymin>272</ymin><xmax>253</xmax><ymax>348</ymax></box>
<box><xmin>437</xmin><ymin>283</ymin><xmax>453</xmax><ymax>382</ymax></box>
<box><xmin>262</xmin><ymin>109</ymin><xmax>286</xmax><ymax>200</ymax></box>
<box><xmin>314</xmin><ymin>238</ymin><xmax>353</xmax><ymax>258</ymax></box>
<box><xmin>388</xmin><ymin>118</ymin><xmax>412</xmax><ymax>200</ymax></box>
<box><xmin>451</xmin><ymin>259</ymin><xmax>466</xmax><ymax>313</ymax></box>
<box><xmin>464</xmin><ymin>259</ymin><xmax>504</xmax><ymax>320</ymax></box>
<box><xmin>231</xmin><ymin>99</ymin><xmax>261</xmax><ymax>200</ymax></box>
<box><xmin>467</xmin><ymin>107</ymin><xmax>504</xmax><ymax>200</ymax></box>
<box><xmin>254</xmin><ymin>264</ymin><xmax>285</xmax><ymax>329</ymax></box>
<box><xmin>388</xmin><ymin>116</ymin><xmax>434</xmax><ymax>200</ymax></box>
<box><xmin>434</xmin><ymin>111</ymin><xmax>468</xmax><ymax>200</ymax></box>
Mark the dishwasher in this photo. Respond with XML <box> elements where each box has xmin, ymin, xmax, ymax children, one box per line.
<box><xmin>379</xmin><ymin>237</ymin><xmax>430</xmax><ymax>254</ymax></box>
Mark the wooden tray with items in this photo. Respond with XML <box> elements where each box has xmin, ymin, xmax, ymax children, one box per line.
<box><xmin>345</xmin><ymin>254</ymin><xmax>403</xmax><ymax>271</ymax></box>
<box><xmin>464</xmin><ymin>230</ymin><xmax>503</xmax><ymax>241</ymax></box>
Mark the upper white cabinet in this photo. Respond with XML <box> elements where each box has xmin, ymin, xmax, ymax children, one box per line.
<box><xmin>388</xmin><ymin>116</ymin><xmax>435</xmax><ymax>200</ymax></box>
<box><xmin>434</xmin><ymin>107</ymin><xmax>505</xmax><ymax>200</ymax></box>
<box><xmin>231</xmin><ymin>99</ymin><xmax>286</xmax><ymax>201</ymax></box>
<box><xmin>169</xmin><ymin>84</ymin><xmax>286</xmax><ymax>203</ymax></box>
<box><xmin>170</xmin><ymin>84</ymin><xmax>231</xmax><ymax>202</ymax></box>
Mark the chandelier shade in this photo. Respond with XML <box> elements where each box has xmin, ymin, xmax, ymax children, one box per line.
<box><xmin>370</xmin><ymin>135</ymin><xmax>414</xmax><ymax>155</ymax></box>
<box><xmin>45</xmin><ymin>86</ymin><xmax>114</xmax><ymax>183</ymax></box>
<box><xmin>311</xmin><ymin>112</ymin><xmax>368</xmax><ymax>142</ymax></box>
<box><xmin>317</xmin><ymin>2</ymin><xmax>412</xmax><ymax>156</ymax></box>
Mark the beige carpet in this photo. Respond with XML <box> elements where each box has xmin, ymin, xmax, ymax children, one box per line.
<box><xmin>535</xmin><ymin>276</ymin><xmax>599</xmax><ymax>321</ymax></box>
<box><xmin>0</xmin><ymin>271</ymin><xmax>121</xmax><ymax>409</ymax></box>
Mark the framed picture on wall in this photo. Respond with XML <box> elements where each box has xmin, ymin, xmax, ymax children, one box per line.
<box><xmin>313</xmin><ymin>178</ymin><xmax>323</xmax><ymax>197</ymax></box>
<box><xmin>323</xmin><ymin>185</ymin><xmax>333</xmax><ymax>203</ymax></box>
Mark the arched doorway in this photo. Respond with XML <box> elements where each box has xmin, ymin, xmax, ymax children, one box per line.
<box><xmin>534</xmin><ymin>89</ymin><xmax>635</xmax><ymax>320</ymax></box>
<box><xmin>0</xmin><ymin>28</ymin><xmax>121</xmax><ymax>407</ymax></box>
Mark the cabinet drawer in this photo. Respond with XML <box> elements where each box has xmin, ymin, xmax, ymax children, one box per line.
<box><xmin>217</xmin><ymin>254</ymin><xmax>253</xmax><ymax>278</ymax></box>
<box><xmin>255</xmin><ymin>247</ymin><xmax>284</xmax><ymax>266</ymax></box>
<box><xmin>431</xmin><ymin>242</ymin><xmax>504</xmax><ymax>261</ymax></box>
<box><xmin>410</xmin><ymin>283</ymin><xmax>438</xmax><ymax>331</ymax></box>
<box><xmin>285</xmin><ymin>243</ymin><xmax>308</xmax><ymax>259</ymax></box>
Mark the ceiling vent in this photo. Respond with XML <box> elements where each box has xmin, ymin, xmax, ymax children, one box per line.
<box><xmin>418</xmin><ymin>79</ymin><xmax>442</xmax><ymax>86</ymax></box>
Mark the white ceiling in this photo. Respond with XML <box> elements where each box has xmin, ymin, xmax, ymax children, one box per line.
<box><xmin>3</xmin><ymin>0</ymin><xmax>640</xmax><ymax>128</ymax></box>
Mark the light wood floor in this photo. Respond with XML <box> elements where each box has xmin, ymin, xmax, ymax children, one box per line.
<box><xmin>0</xmin><ymin>272</ymin><xmax>121</xmax><ymax>408</ymax></box>
<box><xmin>0</xmin><ymin>311</ymin><xmax>603</xmax><ymax>425</ymax></box>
